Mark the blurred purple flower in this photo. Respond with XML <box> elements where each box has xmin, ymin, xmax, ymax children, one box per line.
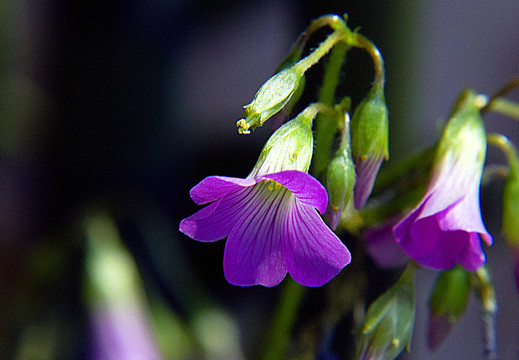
<box><xmin>180</xmin><ymin>170</ymin><xmax>351</xmax><ymax>287</ymax></box>
<box><xmin>91</xmin><ymin>304</ymin><xmax>162</xmax><ymax>360</ymax></box>
<box><xmin>393</xmin><ymin>96</ymin><xmax>492</xmax><ymax>271</ymax></box>
<box><xmin>363</xmin><ymin>217</ymin><xmax>408</xmax><ymax>269</ymax></box>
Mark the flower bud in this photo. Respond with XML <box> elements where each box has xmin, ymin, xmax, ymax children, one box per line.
<box><xmin>326</xmin><ymin>113</ymin><xmax>356</xmax><ymax>229</ymax></box>
<box><xmin>357</xmin><ymin>264</ymin><xmax>416</xmax><ymax>360</ymax></box>
<box><xmin>427</xmin><ymin>267</ymin><xmax>471</xmax><ymax>350</ymax></box>
<box><xmin>237</xmin><ymin>67</ymin><xmax>303</xmax><ymax>134</ymax></box>
<box><xmin>350</xmin><ymin>83</ymin><xmax>389</xmax><ymax>209</ymax></box>
<box><xmin>247</xmin><ymin>106</ymin><xmax>317</xmax><ymax>178</ymax></box>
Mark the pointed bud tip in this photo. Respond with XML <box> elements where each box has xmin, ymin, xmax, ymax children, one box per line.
<box><xmin>427</xmin><ymin>313</ymin><xmax>453</xmax><ymax>350</ymax></box>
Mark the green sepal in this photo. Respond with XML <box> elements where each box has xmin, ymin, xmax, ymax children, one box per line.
<box><xmin>435</xmin><ymin>89</ymin><xmax>487</xmax><ymax>163</ymax></box>
<box><xmin>248</xmin><ymin>106</ymin><xmax>315</xmax><ymax>178</ymax></box>
<box><xmin>350</xmin><ymin>83</ymin><xmax>389</xmax><ymax>163</ymax></box>
<box><xmin>326</xmin><ymin>111</ymin><xmax>356</xmax><ymax>229</ymax></box>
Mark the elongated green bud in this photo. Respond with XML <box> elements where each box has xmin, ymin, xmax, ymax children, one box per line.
<box><xmin>326</xmin><ymin>112</ymin><xmax>356</xmax><ymax>229</ymax></box>
<box><xmin>350</xmin><ymin>83</ymin><xmax>389</xmax><ymax>209</ymax></box>
<box><xmin>357</xmin><ymin>263</ymin><xmax>416</xmax><ymax>360</ymax></box>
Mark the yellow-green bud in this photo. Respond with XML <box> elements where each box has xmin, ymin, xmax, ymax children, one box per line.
<box><xmin>237</xmin><ymin>67</ymin><xmax>302</xmax><ymax>134</ymax></box>
<box><xmin>247</xmin><ymin>106</ymin><xmax>316</xmax><ymax>178</ymax></box>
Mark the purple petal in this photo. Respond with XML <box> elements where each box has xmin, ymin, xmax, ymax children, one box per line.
<box><xmin>395</xmin><ymin>202</ymin><xmax>437</xmax><ymax>259</ymax></box>
<box><xmin>354</xmin><ymin>155</ymin><xmax>383</xmax><ymax>209</ymax></box>
<box><xmin>412</xmin><ymin>229</ymin><xmax>468</xmax><ymax>270</ymax></box>
<box><xmin>283</xmin><ymin>199</ymin><xmax>351</xmax><ymax>287</ymax></box>
<box><xmin>223</xmin><ymin>183</ymin><xmax>288</xmax><ymax>287</ymax></box>
<box><xmin>263</xmin><ymin>170</ymin><xmax>328</xmax><ymax>214</ymax></box>
<box><xmin>395</xmin><ymin>189</ymin><xmax>492</xmax><ymax>272</ymax></box>
<box><xmin>180</xmin><ymin>186</ymin><xmax>250</xmax><ymax>242</ymax></box>
<box><xmin>457</xmin><ymin>233</ymin><xmax>486</xmax><ymax>272</ymax></box>
<box><xmin>189</xmin><ymin>175</ymin><xmax>257</xmax><ymax>205</ymax></box>
<box><xmin>433</xmin><ymin>189</ymin><xmax>492</xmax><ymax>241</ymax></box>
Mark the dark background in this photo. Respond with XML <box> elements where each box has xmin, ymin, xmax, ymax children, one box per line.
<box><xmin>1</xmin><ymin>0</ymin><xmax>518</xmax><ymax>359</ymax></box>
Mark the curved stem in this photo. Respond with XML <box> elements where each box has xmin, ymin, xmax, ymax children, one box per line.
<box><xmin>349</xmin><ymin>33</ymin><xmax>385</xmax><ymax>86</ymax></box>
<box><xmin>311</xmin><ymin>43</ymin><xmax>349</xmax><ymax>177</ymax></box>
<box><xmin>294</xmin><ymin>29</ymin><xmax>350</xmax><ymax>74</ymax></box>
<box><xmin>481</xmin><ymin>77</ymin><xmax>519</xmax><ymax>115</ymax></box>
<box><xmin>484</xmin><ymin>97</ymin><xmax>519</xmax><ymax>121</ymax></box>
<box><xmin>306</xmin><ymin>14</ymin><xmax>347</xmax><ymax>35</ymax></box>
<box><xmin>487</xmin><ymin>133</ymin><xmax>519</xmax><ymax>172</ymax></box>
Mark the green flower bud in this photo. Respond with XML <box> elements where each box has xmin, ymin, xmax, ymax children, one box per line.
<box><xmin>237</xmin><ymin>67</ymin><xmax>303</xmax><ymax>134</ymax></box>
<box><xmin>357</xmin><ymin>264</ymin><xmax>416</xmax><ymax>360</ymax></box>
<box><xmin>427</xmin><ymin>267</ymin><xmax>472</xmax><ymax>350</ymax></box>
<box><xmin>350</xmin><ymin>83</ymin><xmax>389</xmax><ymax>209</ymax></box>
<box><xmin>326</xmin><ymin>112</ymin><xmax>356</xmax><ymax>230</ymax></box>
<box><xmin>248</xmin><ymin>105</ymin><xmax>317</xmax><ymax>178</ymax></box>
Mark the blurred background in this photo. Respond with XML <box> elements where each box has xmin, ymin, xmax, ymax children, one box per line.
<box><xmin>1</xmin><ymin>0</ymin><xmax>518</xmax><ymax>359</ymax></box>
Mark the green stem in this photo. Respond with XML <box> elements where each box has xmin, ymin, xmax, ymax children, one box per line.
<box><xmin>294</xmin><ymin>29</ymin><xmax>349</xmax><ymax>75</ymax></box>
<box><xmin>306</xmin><ymin>14</ymin><xmax>347</xmax><ymax>35</ymax></box>
<box><xmin>485</xmin><ymin>97</ymin><xmax>519</xmax><ymax>121</ymax></box>
<box><xmin>311</xmin><ymin>42</ymin><xmax>349</xmax><ymax>177</ymax></box>
<box><xmin>487</xmin><ymin>133</ymin><xmax>519</xmax><ymax>173</ymax></box>
<box><xmin>350</xmin><ymin>33</ymin><xmax>385</xmax><ymax>86</ymax></box>
<box><xmin>473</xmin><ymin>267</ymin><xmax>497</xmax><ymax>360</ymax></box>
<box><xmin>260</xmin><ymin>279</ymin><xmax>305</xmax><ymax>360</ymax></box>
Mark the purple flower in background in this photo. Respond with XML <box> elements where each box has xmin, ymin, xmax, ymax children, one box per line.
<box><xmin>363</xmin><ymin>217</ymin><xmax>408</xmax><ymax>269</ymax></box>
<box><xmin>180</xmin><ymin>170</ymin><xmax>351</xmax><ymax>287</ymax></box>
<box><xmin>393</xmin><ymin>92</ymin><xmax>492</xmax><ymax>271</ymax></box>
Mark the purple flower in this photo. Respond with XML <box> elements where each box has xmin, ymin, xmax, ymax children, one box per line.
<box><xmin>363</xmin><ymin>217</ymin><xmax>408</xmax><ymax>269</ymax></box>
<box><xmin>393</xmin><ymin>92</ymin><xmax>492</xmax><ymax>271</ymax></box>
<box><xmin>180</xmin><ymin>170</ymin><xmax>351</xmax><ymax>287</ymax></box>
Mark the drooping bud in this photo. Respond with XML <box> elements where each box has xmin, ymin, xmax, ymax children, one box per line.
<box><xmin>326</xmin><ymin>112</ymin><xmax>356</xmax><ymax>229</ymax></box>
<box><xmin>427</xmin><ymin>267</ymin><xmax>472</xmax><ymax>350</ymax></box>
<box><xmin>237</xmin><ymin>67</ymin><xmax>303</xmax><ymax>134</ymax></box>
<box><xmin>247</xmin><ymin>105</ymin><xmax>320</xmax><ymax>178</ymax></box>
<box><xmin>350</xmin><ymin>83</ymin><xmax>389</xmax><ymax>209</ymax></box>
<box><xmin>357</xmin><ymin>263</ymin><xmax>416</xmax><ymax>360</ymax></box>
